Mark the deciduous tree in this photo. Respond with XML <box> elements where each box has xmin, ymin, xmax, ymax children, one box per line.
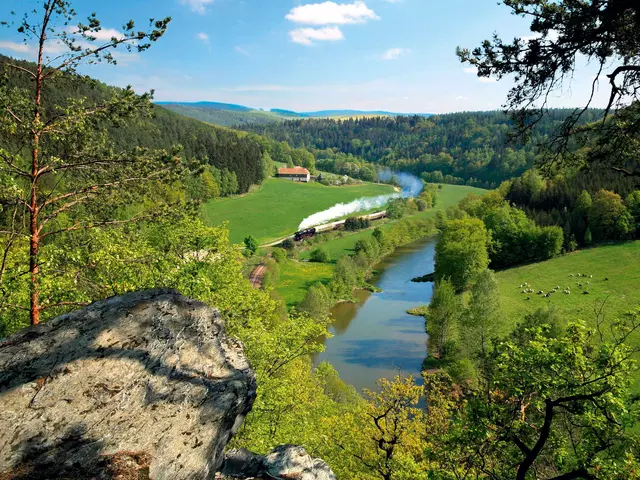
<box><xmin>435</xmin><ymin>217</ymin><xmax>489</xmax><ymax>291</ymax></box>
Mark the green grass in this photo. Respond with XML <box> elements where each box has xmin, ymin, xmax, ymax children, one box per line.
<box><xmin>277</xmin><ymin>184</ymin><xmax>487</xmax><ymax>305</ymax></box>
<box><xmin>200</xmin><ymin>178</ymin><xmax>394</xmax><ymax>245</ymax></box>
<box><xmin>496</xmin><ymin>241</ymin><xmax>640</xmax><ymax>323</ymax></box>
<box><xmin>276</xmin><ymin>261</ymin><xmax>335</xmax><ymax>307</ymax></box>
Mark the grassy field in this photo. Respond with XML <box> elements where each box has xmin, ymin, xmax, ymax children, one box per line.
<box><xmin>496</xmin><ymin>241</ymin><xmax>640</xmax><ymax>323</ymax></box>
<box><xmin>276</xmin><ymin>261</ymin><xmax>335</xmax><ymax>307</ymax></box>
<box><xmin>276</xmin><ymin>184</ymin><xmax>487</xmax><ymax>306</ymax></box>
<box><xmin>200</xmin><ymin>178</ymin><xmax>394</xmax><ymax>245</ymax></box>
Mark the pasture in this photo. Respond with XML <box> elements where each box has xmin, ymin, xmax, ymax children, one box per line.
<box><xmin>496</xmin><ymin>241</ymin><xmax>640</xmax><ymax>323</ymax></box>
<box><xmin>276</xmin><ymin>261</ymin><xmax>335</xmax><ymax>307</ymax></box>
<box><xmin>200</xmin><ymin>178</ymin><xmax>394</xmax><ymax>245</ymax></box>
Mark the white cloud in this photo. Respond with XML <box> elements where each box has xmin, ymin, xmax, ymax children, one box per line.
<box><xmin>0</xmin><ymin>39</ymin><xmax>69</xmax><ymax>56</ymax></box>
<box><xmin>384</xmin><ymin>0</ymin><xmax>403</xmax><ymax>3</ymax></box>
<box><xmin>196</xmin><ymin>32</ymin><xmax>209</xmax><ymax>43</ymax></box>
<box><xmin>521</xmin><ymin>30</ymin><xmax>559</xmax><ymax>43</ymax></box>
<box><xmin>180</xmin><ymin>0</ymin><xmax>214</xmax><ymax>15</ymax></box>
<box><xmin>92</xmin><ymin>28</ymin><xmax>125</xmax><ymax>40</ymax></box>
<box><xmin>381</xmin><ymin>48</ymin><xmax>410</xmax><ymax>60</ymax></box>
<box><xmin>0</xmin><ymin>41</ymin><xmax>31</xmax><ymax>54</ymax></box>
<box><xmin>289</xmin><ymin>27</ymin><xmax>344</xmax><ymax>46</ymax></box>
<box><xmin>455</xmin><ymin>95</ymin><xmax>469</xmax><ymax>101</ymax></box>
<box><xmin>234</xmin><ymin>45</ymin><xmax>250</xmax><ymax>56</ymax></box>
<box><xmin>463</xmin><ymin>65</ymin><xmax>497</xmax><ymax>83</ymax></box>
<box><xmin>285</xmin><ymin>1</ymin><xmax>379</xmax><ymax>25</ymax></box>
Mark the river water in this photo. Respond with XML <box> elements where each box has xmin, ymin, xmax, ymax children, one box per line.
<box><xmin>314</xmin><ymin>237</ymin><xmax>436</xmax><ymax>393</ymax></box>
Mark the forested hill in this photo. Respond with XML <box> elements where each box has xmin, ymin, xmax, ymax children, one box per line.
<box><xmin>0</xmin><ymin>55</ymin><xmax>266</xmax><ymax>194</ymax></box>
<box><xmin>159</xmin><ymin>103</ymin><xmax>288</xmax><ymax>127</ymax></box>
<box><xmin>241</xmin><ymin>110</ymin><xmax>604</xmax><ymax>188</ymax></box>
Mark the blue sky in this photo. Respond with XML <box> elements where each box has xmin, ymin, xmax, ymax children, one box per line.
<box><xmin>0</xmin><ymin>0</ymin><xmax>611</xmax><ymax>113</ymax></box>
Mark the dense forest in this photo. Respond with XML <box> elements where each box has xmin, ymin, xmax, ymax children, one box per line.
<box><xmin>242</xmin><ymin>110</ymin><xmax>604</xmax><ymax>188</ymax></box>
<box><xmin>504</xmin><ymin>169</ymin><xmax>640</xmax><ymax>248</ymax></box>
<box><xmin>1</xmin><ymin>54</ymin><xmax>268</xmax><ymax>195</ymax></box>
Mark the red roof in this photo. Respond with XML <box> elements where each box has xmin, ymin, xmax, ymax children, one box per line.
<box><xmin>278</xmin><ymin>167</ymin><xmax>310</xmax><ymax>175</ymax></box>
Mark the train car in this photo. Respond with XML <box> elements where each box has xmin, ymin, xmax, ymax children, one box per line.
<box><xmin>294</xmin><ymin>227</ymin><xmax>317</xmax><ymax>242</ymax></box>
<box><xmin>366</xmin><ymin>210</ymin><xmax>387</xmax><ymax>221</ymax></box>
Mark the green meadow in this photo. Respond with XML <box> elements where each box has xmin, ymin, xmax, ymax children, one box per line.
<box><xmin>495</xmin><ymin>241</ymin><xmax>640</xmax><ymax>323</ymax></box>
<box><xmin>200</xmin><ymin>178</ymin><xmax>394</xmax><ymax>245</ymax></box>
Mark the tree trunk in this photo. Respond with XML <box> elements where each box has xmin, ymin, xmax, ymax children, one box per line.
<box><xmin>29</xmin><ymin>13</ymin><xmax>47</xmax><ymax>326</ymax></box>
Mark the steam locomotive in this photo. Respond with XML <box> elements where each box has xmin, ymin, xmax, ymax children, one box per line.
<box><xmin>294</xmin><ymin>228</ymin><xmax>317</xmax><ymax>242</ymax></box>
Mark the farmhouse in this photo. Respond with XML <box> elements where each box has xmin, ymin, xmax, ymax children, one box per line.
<box><xmin>277</xmin><ymin>166</ymin><xmax>310</xmax><ymax>183</ymax></box>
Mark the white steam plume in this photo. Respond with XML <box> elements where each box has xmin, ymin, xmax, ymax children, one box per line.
<box><xmin>298</xmin><ymin>171</ymin><xmax>423</xmax><ymax>230</ymax></box>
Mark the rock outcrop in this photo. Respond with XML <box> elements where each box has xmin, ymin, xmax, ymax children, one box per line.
<box><xmin>218</xmin><ymin>445</ymin><xmax>336</xmax><ymax>480</ymax></box>
<box><xmin>0</xmin><ymin>289</ymin><xmax>256</xmax><ymax>479</ymax></box>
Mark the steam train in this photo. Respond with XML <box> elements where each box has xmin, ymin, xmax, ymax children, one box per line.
<box><xmin>294</xmin><ymin>228</ymin><xmax>317</xmax><ymax>242</ymax></box>
<box><xmin>292</xmin><ymin>210</ymin><xmax>388</xmax><ymax>242</ymax></box>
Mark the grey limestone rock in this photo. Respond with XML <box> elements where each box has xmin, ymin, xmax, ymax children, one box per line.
<box><xmin>218</xmin><ymin>445</ymin><xmax>336</xmax><ymax>480</ymax></box>
<box><xmin>0</xmin><ymin>289</ymin><xmax>256</xmax><ymax>480</ymax></box>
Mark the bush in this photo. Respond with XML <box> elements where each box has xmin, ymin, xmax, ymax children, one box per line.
<box><xmin>261</xmin><ymin>259</ymin><xmax>280</xmax><ymax>289</ymax></box>
<box><xmin>297</xmin><ymin>283</ymin><xmax>333</xmax><ymax>320</ymax></box>
<box><xmin>281</xmin><ymin>238</ymin><xmax>295</xmax><ymax>250</ymax></box>
<box><xmin>387</xmin><ymin>198</ymin><xmax>412</xmax><ymax>219</ymax></box>
<box><xmin>310</xmin><ymin>248</ymin><xmax>330</xmax><ymax>263</ymax></box>
<box><xmin>272</xmin><ymin>248</ymin><xmax>287</xmax><ymax>263</ymax></box>
<box><xmin>244</xmin><ymin>235</ymin><xmax>258</xmax><ymax>255</ymax></box>
<box><xmin>416</xmin><ymin>198</ymin><xmax>428</xmax><ymax>212</ymax></box>
<box><xmin>344</xmin><ymin>216</ymin><xmax>371</xmax><ymax>231</ymax></box>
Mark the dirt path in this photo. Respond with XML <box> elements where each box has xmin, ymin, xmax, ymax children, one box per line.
<box><xmin>249</xmin><ymin>264</ymin><xmax>267</xmax><ymax>289</ymax></box>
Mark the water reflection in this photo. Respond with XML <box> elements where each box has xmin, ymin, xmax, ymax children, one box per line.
<box><xmin>315</xmin><ymin>237</ymin><xmax>436</xmax><ymax>393</ymax></box>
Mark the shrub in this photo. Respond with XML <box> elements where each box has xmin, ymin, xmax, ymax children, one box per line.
<box><xmin>387</xmin><ymin>198</ymin><xmax>412</xmax><ymax>219</ymax></box>
<box><xmin>272</xmin><ymin>248</ymin><xmax>287</xmax><ymax>263</ymax></box>
<box><xmin>281</xmin><ymin>238</ymin><xmax>295</xmax><ymax>250</ymax></box>
<box><xmin>344</xmin><ymin>216</ymin><xmax>371</xmax><ymax>231</ymax></box>
<box><xmin>261</xmin><ymin>259</ymin><xmax>280</xmax><ymax>289</ymax></box>
<box><xmin>244</xmin><ymin>235</ymin><xmax>258</xmax><ymax>255</ymax></box>
<box><xmin>310</xmin><ymin>248</ymin><xmax>330</xmax><ymax>263</ymax></box>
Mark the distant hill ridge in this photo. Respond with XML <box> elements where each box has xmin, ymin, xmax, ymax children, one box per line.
<box><xmin>156</xmin><ymin>101</ymin><xmax>433</xmax><ymax>127</ymax></box>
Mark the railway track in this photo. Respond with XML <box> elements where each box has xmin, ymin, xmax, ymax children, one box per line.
<box><xmin>249</xmin><ymin>264</ymin><xmax>267</xmax><ymax>289</ymax></box>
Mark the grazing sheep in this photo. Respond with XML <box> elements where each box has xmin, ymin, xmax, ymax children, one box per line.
<box><xmin>589</xmin><ymin>275</ymin><xmax>593</xmax><ymax>278</ymax></box>
<box><xmin>570</xmin><ymin>274</ymin><xmax>574</xmax><ymax>277</ymax></box>
<box><xmin>526</xmin><ymin>297</ymin><xmax>530</xmax><ymax>301</ymax></box>
<box><xmin>583</xmin><ymin>291</ymin><xmax>590</xmax><ymax>295</ymax></box>
<box><xmin>605</xmin><ymin>277</ymin><xmax>609</xmax><ymax>281</ymax></box>
<box><xmin>538</xmin><ymin>290</ymin><xmax>544</xmax><ymax>295</ymax></box>
<box><xmin>587</xmin><ymin>282</ymin><xmax>590</xmax><ymax>285</ymax></box>
<box><xmin>578</xmin><ymin>283</ymin><xmax>582</xmax><ymax>288</ymax></box>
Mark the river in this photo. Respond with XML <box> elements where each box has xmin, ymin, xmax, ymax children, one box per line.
<box><xmin>314</xmin><ymin>237</ymin><xmax>436</xmax><ymax>392</ymax></box>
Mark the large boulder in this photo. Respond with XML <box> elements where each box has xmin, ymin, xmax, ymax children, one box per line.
<box><xmin>218</xmin><ymin>445</ymin><xmax>336</xmax><ymax>480</ymax></box>
<box><xmin>0</xmin><ymin>289</ymin><xmax>256</xmax><ymax>479</ymax></box>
